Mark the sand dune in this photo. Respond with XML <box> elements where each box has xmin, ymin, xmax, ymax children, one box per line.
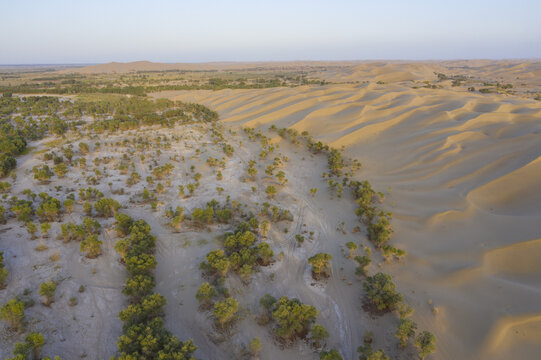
<box><xmin>151</xmin><ymin>69</ymin><xmax>541</xmax><ymax>359</ymax></box>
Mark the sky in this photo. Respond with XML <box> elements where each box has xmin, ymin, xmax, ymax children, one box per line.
<box><xmin>1</xmin><ymin>0</ymin><xmax>540</xmax><ymax>64</ymax></box>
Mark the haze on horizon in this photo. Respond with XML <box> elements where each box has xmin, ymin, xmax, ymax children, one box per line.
<box><xmin>1</xmin><ymin>0</ymin><xmax>541</xmax><ymax>64</ymax></box>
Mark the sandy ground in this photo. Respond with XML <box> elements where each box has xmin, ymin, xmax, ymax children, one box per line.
<box><xmin>152</xmin><ymin>71</ymin><xmax>541</xmax><ymax>360</ymax></box>
<box><xmin>2</xmin><ymin>121</ymin><xmax>410</xmax><ymax>359</ymax></box>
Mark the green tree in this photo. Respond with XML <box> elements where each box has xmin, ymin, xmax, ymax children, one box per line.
<box><xmin>308</xmin><ymin>253</ymin><xmax>332</xmax><ymax>279</ymax></box>
<box><xmin>415</xmin><ymin>331</ymin><xmax>436</xmax><ymax>359</ymax></box>
<box><xmin>395</xmin><ymin>318</ymin><xmax>417</xmax><ymax>348</ymax></box>
<box><xmin>354</xmin><ymin>255</ymin><xmax>371</xmax><ymax>277</ymax></box>
<box><xmin>260</xmin><ymin>220</ymin><xmax>270</xmax><ymax>237</ymax></box>
<box><xmin>0</xmin><ymin>251</ymin><xmax>8</xmax><ymax>288</ymax></box>
<box><xmin>53</xmin><ymin>163</ymin><xmax>68</xmax><ymax>178</ymax></box>
<box><xmin>271</xmin><ymin>296</ymin><xmax>318</xmax><ymax>343</ymax></box>
<box><xmin>33</xmin><ymin>165</ymin><xmax>53</xmax><ymax>183</ymax></box>
<box><xmin>213</xmin><ymin>297</ymin><xmax>238</xmax><ymax>327</ymax></box>
<box><xmin>195</xmin><ymin>282</ymin><xmax>217</xmax><ymax>309</ymax></box>
<box><xmin>0</xmin><ymin>298</ymin><xmax>25</xmax><ymax>331</ymax></box>
<box><xmin>94</xmin><ymin>198</ymin><xmax>120</xmax><ymax>217</ymax></box>
<box><xmin>265</xmin><ymin>185</ymin><xmax>277</xmax><ymax>199</ymax></box>
<box><xmin>346</xmin><ymin>242</ymin><xmax>357</xmax><ymax>258</ymax></box>
<box><xmin>26</xmin><ymin>222</ymin><xmax>38</xmax><ymax>239</ymax></box>
<box><xmin>248</xmin><ymin>337</ymin><xmax>262</xmax><ymax>357</ymax></box>
<box><xmin>40</xmin><ymin>222</ymin><xmax>51</xmax><ymax>238</ymax></box>
<box><xmin>310</xmin><ymin>188</ymin><xmax>318</xmax><ymax>197</ymax></box>
<box><xmin>12</xmin><ymin>332</ymin><xmax>44</xmax><ymax>360</ymax></box>
<box><xmin>319</xmin><ymin>349</ymin><xmax>342</xmax><ymax>360</ymax></box>
<box><xmin>200</xmin><ymin>249</ymin><xmax>230</xmax><ymax>277</ymax></box>
<box><xmin>39</xmin><ymin>280</ymin><xmax>57</xmax><ymax>306</ymax></box>
<box><xmin>122</xmin><ymin>274</ymin><xmax>155</xmax><ymax>303</ymax></box>
<box><xmin>63</xmin><ymin>198</ymin><xmax>74</xmax><ymax>214</ymax></box>
<box><xmin>310</xmin><ymin>323</ymin><xmax>329</xmax><ymax>348</ymax></box>
<box><xmin>115</xmin><ymin>213</ymin><xmax>133</xmax><ymax>237</ymax></box>
<box><xmin>80</xmin><ymin>234</ymin><xmax>102</xmax><ymax>258</ymax></box>
<box><xmin>363</xmin><ymin>272</ymin><xmax>403</xmax><ymax>312</ymax></box>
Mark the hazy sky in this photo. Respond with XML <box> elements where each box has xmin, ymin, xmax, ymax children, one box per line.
<box><xmin>1</xmin><ymin>0</ymin><xmax>540</xmax><ymax>64</ymax></box>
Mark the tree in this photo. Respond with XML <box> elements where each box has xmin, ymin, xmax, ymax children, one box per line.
<box><xmin>79</xmin><ymin>142</ymin><xmax>89</xmax><ymax>154</ymax></box>
<box><xmin>363</xmin><ymin>272</ymin><xmax>403</xmax><ymax>312</ymax></box>
<box><xmin>83</xmin><ymin>202</ymin><xmax>92</xmax><ymax>216</ymax></box>
<box><xmin>396</xmin><ymin>318</ymin><xmax>417</xmax><ymax>347</ymax></box>
<box><xmin>213</xmin><ymin>297</ymin><xmax>238</xmax><ymax>327</ymax></box>
<box><xmin>200</xmin><ymin>249</ymin><xmax>230</xmax><ymax>277</ymax></box>
<box><xmin>0</xmin><ymin>251</ymin><xmax>8</xmax><ymax>288</ymax></box>
<box><xmin>122</xmin><ymin>274</ymin><xmax>155</xmax><ymax>303</ymax></box>
<box><xmin>39</xmin><ymin>280</ymin><xmax>57</xmax><ymax>306</ymax></box>
<box><xmin>53</xmin><ymin>163</ymin><xmax>68</xmax><ymax>178</ymax></box>
<box><xmin>12</xmin><ymin>332</ymin><xmax>44</xmax><ymax>360</ymax></box>
<box><xmin>94</xmin><ymin>198</ymin><xmax>120</xmax><ymax>217</ymax></box>
<box><xmin>35</xmin><ymin>194</ymin><xmax>62</xmax><ymax>222</ymax></box>
<box><xmin>260</xmin><ymin>220</ymin><xmax>270</xmax><ymax>237</ymax></box>
<box><xmin>368</xmin><ymin>216</ymin><xmax>392</xmax><ymax>248</ymax></box>
<box><xmin>33</xmin><ymin>165</ymin><xmax>53</xmax><ymax>183</ymax></box>
<box><xmin>354</xmin><ymin>255</ymin><xmax>371</xmax><ymax>277</ymax></box>
<box><xmin>115</xmin><ymin>213</ymin><xmax>133</xmax><ymax>237</ymax></box>
<box><xmin>0</xmin><ymin>154</ymin><xmax>16</xmax><ymax>178</ymax></box>
<box><xmin>319</xmin><ymin>349</ymin><xmax>342</xmax><ymax>360</ymax></box>
<box><xmin>63</xmin><ymin>198</ymin><xmax>74</xmax><ymax>214</ymax></box>
<box><xmin>0</xmin><ymin>298</ymin><xmax>25</xmax><ymax>331</ymax></box>
<box><xmin>80</xmin><ymin>234</ymin><xmax>102</xmax><ymax>258</ymax></box>
<box><xmin>308</xmin><ymin>253</ymin><xmax>332</xmax><ymax>280</ymax></box>
<box><xmin>265</xmin><ymin>185</ymin><xmax>277</xmax><ymax>199</ymax></box>
<box><xmin>310</xmin><ymin>188</ymin><xmax>318</xmax><ymax>197</ymax></box>
<box><xmin>26</xmin><ymin>222</ymin><xmax>38</xmax><ymax>239</ymax></box>
<box><xmin>346</xmin><ymin>242</ymin><xmax>357</xmax><ymax>258</ymax></box>
<box><xmin>310</xmin><ymin>323</ymin><xmax>329</xmax><ymax>348</ymax></box>
<box><xmin>170</xmin><ymin>208</ymin><xmax>184</xmax><ymax>232</ymax></box>
<box><xmin>257</xmin><ymin>243</ymin><xmax>274</xmax><ymax>266</ymax></box>
<box><xmin>415</xmin><ymin>331</ymin><xmax>436</xmax><ymax>359</ymax></box>
<box><xmin>270</xmin><ymin>296</ymin><xmax>318</xmax><ymax>343</ymax></box>
<box><xmin>276</xmin><ymin>170</ymin><xmax>286</xmax><ymax>185</ymax></box>
<box><xmin>40</xmin><ymin>222</ymin><xmax>51</xmax><ymax>238</ymax></box>
<box><xmin>196</xmin><ymin>282</ymin><xmax>217</xmax><ymax>309</ymax></box>
<box><xmin>248</xmin><ymin>337</ymin><xmax>262</xmax><ymax>357</ymax></box>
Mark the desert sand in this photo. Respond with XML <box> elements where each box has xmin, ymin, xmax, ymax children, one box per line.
<box><xmin>145</xmin><ymin>61</ymin><xmax>541</xmax><ymax>359</ymax></box>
